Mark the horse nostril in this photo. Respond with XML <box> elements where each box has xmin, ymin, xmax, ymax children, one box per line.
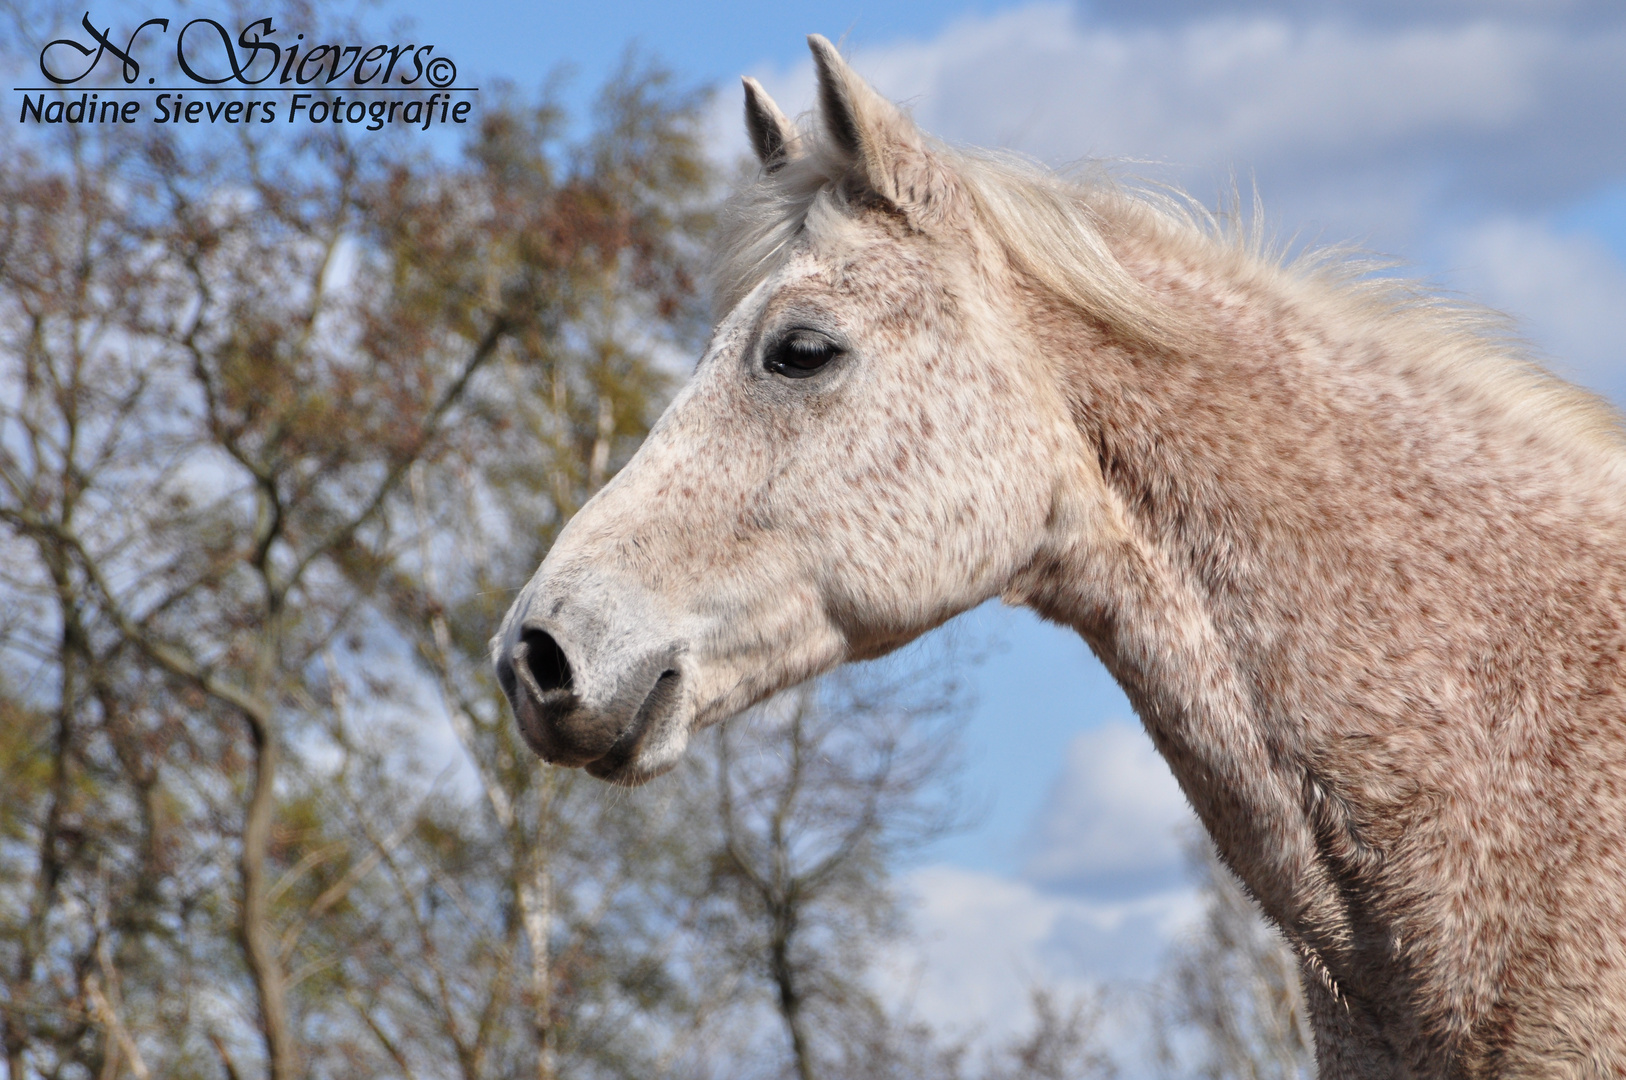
<box><xmin>521</xmin><ymin>628</ymin><xmax>573</xmax><ymax>693</ymax></box>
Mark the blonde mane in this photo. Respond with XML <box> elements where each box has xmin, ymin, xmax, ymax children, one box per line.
<box><xmin>711</xmin><ymin>111</ymin><xmax>1626</xmax><ymax>463</ymax></box>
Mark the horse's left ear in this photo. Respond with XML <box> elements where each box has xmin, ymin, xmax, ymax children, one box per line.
<box><xmin>743</xmin><ymin>76</ymin><xmax>798</xmax><ymax>173</ymax></box>
<box><xmin>807</xmin><ymin>34</ymin><xmax>955</xmax><ymax>217</ymax></box>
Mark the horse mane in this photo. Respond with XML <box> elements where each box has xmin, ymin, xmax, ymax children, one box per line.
<box><xmin>711</xmin><ymin>111</ymin><xmax>1626</xmax><ymax>463</ymax></box>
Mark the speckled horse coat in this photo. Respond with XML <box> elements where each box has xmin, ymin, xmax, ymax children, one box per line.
<box><xmin>493</xmin><ymin>35</ymin><xmax>1626</xmax><ymax>1078</ymax></box>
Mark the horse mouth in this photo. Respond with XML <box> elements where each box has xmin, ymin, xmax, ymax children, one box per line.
<box><xmin>582</xmin><ymin>669</ymin><xmax>683</xmax><ymax>785</ymax></box>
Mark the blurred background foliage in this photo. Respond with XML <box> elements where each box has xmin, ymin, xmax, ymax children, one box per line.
<box><xmin>0</xmin><ymin>3</ymin><xmax>1314</xmax><ymax>1077</ymax></box>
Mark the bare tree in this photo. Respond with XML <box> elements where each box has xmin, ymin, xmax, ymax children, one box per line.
<box><xmin>1153</xmin><ymin>837</ymin><xmax>1316</xmax><ymax>1080</ymax></box>
<box><xmin>0</xmin><ymin>14</ymin><xmax>717</xmax><ymax>1076</ymax></box>
<box><xmin>979</xmin><ymin>988</ymin><xmax>1117</xmax><ymax>1080</ymax></box>
<box><xmin>693</xmin><ymin>664</ymin><xmax>967</xmax><ymax>1080</ymax></box>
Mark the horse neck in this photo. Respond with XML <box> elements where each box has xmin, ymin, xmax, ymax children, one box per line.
<box><xmin>1038</xmin><ymin>238</ymin><xmax>1615</xmax><ymax>669</ymax></box>
<box><xmin>1008</xmin><ymin>242</ymin><xmax>1619</xmax><ymax>953</ymax></box>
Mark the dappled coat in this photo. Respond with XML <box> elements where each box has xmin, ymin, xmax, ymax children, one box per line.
<box><xmin>495</xmin><ymin>35</ymin><xmax>1626</xmax><ymax>1078</ymax></box>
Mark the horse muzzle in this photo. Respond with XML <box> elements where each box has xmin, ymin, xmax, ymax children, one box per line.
<box><xmin>493</xmin><ymin>582</ymin><xmax>692</xmax><ymax>784</ymax></box>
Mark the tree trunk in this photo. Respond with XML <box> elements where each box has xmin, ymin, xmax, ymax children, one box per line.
<box><xmin>240</xmin><ymin>713</ymin><xmax>296</xmax><ymax>1080</ymax></box>
<box><xmin>769</xmin><ymin>918</ymin><xmax>816</xmax><ymax>1080</ymax></box>
<box><xmin>520</xmin><ymin>848</ymin><xmax>557</xmax><ymax>1080</ymax></box>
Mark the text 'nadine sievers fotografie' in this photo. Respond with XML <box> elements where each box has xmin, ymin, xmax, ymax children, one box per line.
<box><xmin>14</xmin><ymin>11</ymin><xmax>476</xmax><ymax>132</ymax></box>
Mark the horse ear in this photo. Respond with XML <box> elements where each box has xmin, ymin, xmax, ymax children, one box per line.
<box><xmin>806</xmin><ymin>34</ymin><xmax>948</xmax><ymax>213</ymax></box>
<box><xmin>743</xmin><ymin>76</ymin><xmax>798</xmax><ymax>173</ymax></box>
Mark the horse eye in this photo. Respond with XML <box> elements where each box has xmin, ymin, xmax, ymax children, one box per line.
<box><xmin>765</xmin><ymin>334</ymin><xmax>840</xmax><ymax>379</ymax></box>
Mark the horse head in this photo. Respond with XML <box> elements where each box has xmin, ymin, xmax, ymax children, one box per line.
<box><xmin>492</xmin><ymin>36</ymin><xmax>1112</xmax><ymax>784</ymax></box>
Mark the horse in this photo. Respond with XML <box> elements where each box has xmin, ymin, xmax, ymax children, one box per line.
<box><xmin>493</xmin><ymin>34</ymin><xmax>1626</xmax><ymax>1078</ymax></box>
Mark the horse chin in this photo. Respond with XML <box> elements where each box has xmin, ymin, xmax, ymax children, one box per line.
<box><xmin>584</xmin><ymin>751</ymin><xmax>679</xmax><ymax>787</ymax></box>
<box><xmin>583</xmin><ymin>715</ymin><xmax>691</xmax><ymax>787</ymax></box>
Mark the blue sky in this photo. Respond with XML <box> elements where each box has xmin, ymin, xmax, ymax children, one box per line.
<box><xmin>379</xmin><ymin>0</ymin><xmax>1016</xmax><ymax>104</ymax></box>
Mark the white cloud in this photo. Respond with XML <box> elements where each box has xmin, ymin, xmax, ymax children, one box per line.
<box><xmin>883</xmin><ymin>863</ymin><xmax>1199</xmax><ymax>1041</ymax></box>
<box><xmin>722</xmin><ymin>3</ymin><xmax>1626</xmax><ymax>248</ymax></box>
<box><xmin>1021</xmin><ymin>721</ymin><xmax>1195</xmax><ymax>898</ymax></box>
<box><xmin>1083</xmin><ymin>0</ymin><xmax>1624</xmax><ymax>34</ymax></box>
<box><xmin>862</xmin><ymin>10</ymin><xmax>1545</xmax><ymax>156</ymax></box>
<box><xmin>880</xmin><ymin>724</ymin><xmax>1200</xmax><ymax>1047</ymax></box>
<box><xmin>1446</xmin><ymin>217</ymin><xmax>1626</xmax><ymax>399</ymax></box>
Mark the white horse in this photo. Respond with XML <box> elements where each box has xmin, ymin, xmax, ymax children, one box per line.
<box><xmin>494</xmin><ymin>36</ymin><xmax>1626</xmax><ymax>1077</ymax></box>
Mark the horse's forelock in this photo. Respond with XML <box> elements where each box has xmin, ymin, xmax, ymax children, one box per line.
<box><xmin>708</xmin><ymin>125</ymin><xmax>1200</xmax><ymax>352</ymax></box>
<box><xmin>709</xmin><ymin>144</ymin><xmax>838</xmax><ymax>319</ymax></box>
